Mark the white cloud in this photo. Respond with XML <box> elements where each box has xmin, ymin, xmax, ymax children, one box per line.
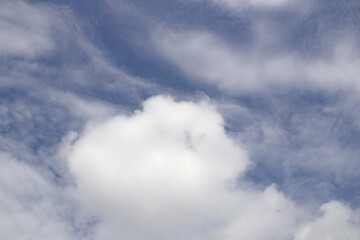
<box><xmin>215</xmin><ymin>185</ymin><xmax>301</xmax><ymax>240</ymax></box>
<box><xmin>211</xmin><ymin>0</ymin><xmax>295</xmax><ymax>9</ymax></box>
<box><xmin>189</xmin><ymin>0</ymin><xmax>305</xmax><ymax>13</ymax></box>
<box><xmin>153</xmin><ymin>29</ymin><xmax>360</xmax><ymax>94</ymax></box>
<box><xmin>48</xmin><ymin>90</ymin><xmax>121</xmax><ymax>121</ymax></box>
<box><xmin>295</xmin><ymin>201</ymin><xmax>360</xmax><ymax>240</ymax></box>
<box><xmin>0</xmin><ymin>0</ymin><xmax>56</xmax><ymax>58</ymax></box>
<box><xmin>67</xmin><ymin>95</ymin><xmax>312</xmax><ymax>240</ymax></box>
<box><xmin>68</xmin><ymin>95</ymin><xmax>249</xmax><ymax>239</ymax></box>
<box><xmin>306</xmin><ymin>38</ymin><xmax>360</xmax><ymax>91</ymax></box>
<box><xmin>153</xmin><ymin>30</ymin><xmax>266</xmax><ymax>93</ymax></box>
<box><xmin>0</xmin><ymin>152</ymin><xmax>80</xmax><ymax>240</ymax></box>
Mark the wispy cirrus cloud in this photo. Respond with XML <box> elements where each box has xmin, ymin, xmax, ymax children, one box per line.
<box><xmin>0</xmin><ymin>2</ymin><xmax>162</xmax><ymax>238</ymax></box>
<box><xmin>0</xmin><ymin>152</ymin><xmax>86</xmax><ymax>240</ymax></box>
<box><xmin>152</xmin><ymin>28</ymin><xmax>360</xmax><ymax>94</ymax></box>
<box><xmin>201</xmin><ymin>0</ymin><xmax>301</xmax><ymax>11</ymax></box>
<box><xmin>0</xmin><ymin>0</ymin><xmax>55</xmax><ymax>58</ymax></box>
<box><xmin>0</xmin><ymin>0</ymin><xmax>162</xmax><ymax>157</ymax></box>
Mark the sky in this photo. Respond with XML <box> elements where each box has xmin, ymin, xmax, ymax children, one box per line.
<box><xmin>1</xmin><ymin>0</ymin><xmax>360</xmax><ymax>239</ymax></box>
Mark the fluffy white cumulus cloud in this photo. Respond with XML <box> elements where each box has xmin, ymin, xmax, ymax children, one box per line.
<box><xmin>68</xmin><ymin>95</ymin><xmax>308</xmax><ymax>240</ymax></box>
<box><xmin>215</xmin><ymin>185</ymin><xmax>300</xmax><ymax>240</ymax></box>
<box><xmin>68</xmin><ymin>95</ymin><xmax>248</xmax><ymax>239</ymax></box>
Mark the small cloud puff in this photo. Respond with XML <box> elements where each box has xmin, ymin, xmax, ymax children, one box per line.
<box><xmin>295</xmin><ymin>201</ymin><xmax>360</xmax><ymax>240</ymax></box>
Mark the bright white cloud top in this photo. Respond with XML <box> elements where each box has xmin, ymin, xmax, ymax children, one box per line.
<box><xmin>69</xmin><ymin>95</ymin><xmax>250</xmax><ymax>239</ymax></box>
<box><xmin>67</xmin><ymin>96</ymin><xmax>360</xmax><ymax>240</ymax></box>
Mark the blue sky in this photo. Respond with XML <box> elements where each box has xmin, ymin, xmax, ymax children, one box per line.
<box><xmin>1</xmin><ymin>0</ymin><xmax>360</xmax><ymax>239</ymax></box>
